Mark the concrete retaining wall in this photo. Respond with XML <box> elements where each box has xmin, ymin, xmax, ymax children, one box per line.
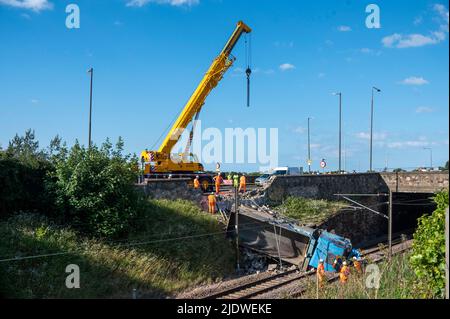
<box><xmin>266</xmin><ymin>173</ymin><xmax>390</xmax><ymax>202</ymax></box>
<box><xmin>136</xmin><ymin>179</ymin><xmax>203</xmax><ymax>203</ymax></box>
<box><xmin>380</xmin><ymin>171</ymin><xmax>449</xmax><ymax>193</ymax></box>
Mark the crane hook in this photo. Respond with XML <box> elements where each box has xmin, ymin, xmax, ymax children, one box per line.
<box><xmin>246</xmin><ymin>67</ymin><xmax>251</xmax><ymax>107</ymax></box>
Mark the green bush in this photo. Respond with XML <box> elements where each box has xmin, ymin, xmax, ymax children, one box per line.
<box><xmin>410</xmin><ymin>190</ymin><xmax>448</xmax><ymax>298</ymax></box>
<box><xmin>49</xmin><ymin>138</ymin><xmax>143</xmax><ymax>238</ymax></box>
<box><xmin>0</xmin><ymin>130</ymin><xmax>55</xmax><ymax>218</ymax></box>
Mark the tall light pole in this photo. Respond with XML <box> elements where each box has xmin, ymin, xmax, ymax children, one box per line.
<box><xmin>370</xmin><ymin>86</ymin><xmax>381</xmax><ymax>172</ymax></box>
<box><xmin>88</xmin><ymin>68</ymin><xmax>94</xmax><ymax>149</ymax></box>
<box><xmin>307</xmin><ymin>117</ymin><xmax>312</xmax><ymax>173</ymax></box>
<box><xmin>333</xmin><ymin>92</ymin><xmax>342</xmax><ymax>173</ymax></box>
<box><xmin>423</xmin><ymin>147</ymin><xmax>433</xmax><ymax>169</ymax></box>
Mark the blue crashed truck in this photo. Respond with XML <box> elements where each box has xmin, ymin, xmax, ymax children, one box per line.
<box><xmin>227</xmin><ymin>206</ymin><xmax>359</xmax><ymax>272</ymax></box>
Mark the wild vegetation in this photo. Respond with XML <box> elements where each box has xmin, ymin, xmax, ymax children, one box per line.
<box><xmin>275</xmin><ymin>196</ymin><xmax>348</xmax><ymax>225</ymax></box>
<box><xmin>299</xmin><ymin>190</ymin><xmax>448</xmax><ymax>299</ymax></box>
<box><xmin>300</xmin><ymin>252</ymin><xmax>418</xmax><ymax>299</ymax></box>
<box><xmin>0</xmin><ymin>130</ymin><xmax>235</xmax><ymax>298</ymax></box>
<box><xmin>410</xmin><ymin>190</ymin><xmax>448</xmax><ymax>298</ymax></box>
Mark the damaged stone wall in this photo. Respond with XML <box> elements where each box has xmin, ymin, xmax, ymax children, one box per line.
<box><xmin>266</xmin><ymin>173</ymin><xmax>390</xmax><ymax>203</ymax></box>
<box><xmin>319</xmin><ymin>200</ymin><xmax>387</xmax><ymax>247</ymax></box>
<box><xmin>380</xmin><ymin>171</ymin><xmax>449</xmax><ymax>193</ymax></box>
<box><xmin>136</xmin><ymin>179</ymin><xmax>203</xmax><ymax>203</ymax></box>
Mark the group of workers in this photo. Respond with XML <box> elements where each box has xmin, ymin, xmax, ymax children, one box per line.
<box><xmin>193</xmin><ymin>173</ymin><xmax>247</xmax><ymax>194</ymax></box>
<box><xmin>194</xmin><ymin>173</ymin><xmax>247</xmax><ymax>215</ymax></box>
<box><xmin>316</xmin><ymin>256</ymin><xmax>363</xmax><ymax>287</ymax></box>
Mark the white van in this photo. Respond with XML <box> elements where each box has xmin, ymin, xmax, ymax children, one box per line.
<box><xmin>271</xmin><ymin>166</ymin><xmax>301</xmax><ymax>176</ymax></box>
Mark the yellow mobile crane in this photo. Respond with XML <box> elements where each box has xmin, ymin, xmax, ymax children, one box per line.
<box><xmin>140</xmin><ymin>21</ymin><xmax>252</xmax><ymax>190</ymax></box>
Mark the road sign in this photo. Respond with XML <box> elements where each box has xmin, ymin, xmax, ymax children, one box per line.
<box><xmin>320</xmin><ymin>159</ymin><xmax>327</xmax><ymax>169</ymax></box>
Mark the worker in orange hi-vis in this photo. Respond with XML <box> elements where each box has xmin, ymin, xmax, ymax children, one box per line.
<box><xmin>213</xmin><ymin>173</ymin><xmax>223</xmax><ymax>194</ymax></box>
<box><xmin>239</xmin><ymin>174</ymin><xmax>246</xmax><ymax>193</ymax></box>
<box><xmin>193</xmin><ymin>175</ymin><xmax>200</xmax><ymax>189</ymax></box>
<box><xmin>339</xmin><ymin>261</ymin><xmax>350</xmax><ymax>284</ymax></box>
<box><xmin>352</xmin><ymin>256</ymin><xmax>362</xmax><ymax>274</ymax></box>
<box><xmin>317</xmin><ymin>259</ymin><xmax>326</xmax><ymax>287</ymax></box>
<box><xmin>207</xmin><ymin>193</ymin><xmax>216</xmax><ymax>214</ymax></box>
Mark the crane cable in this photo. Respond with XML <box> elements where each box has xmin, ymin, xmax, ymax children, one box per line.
<box><xmin>245</xmin><ymin>33</ymin><xmax>252</xmax><ymax>107</ymax></box>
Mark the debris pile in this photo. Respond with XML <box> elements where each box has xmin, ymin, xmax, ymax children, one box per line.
<box><xmin>241</xmin><ymin>248</ymin><xmax>269</xmax><ymax>274</ymax></box>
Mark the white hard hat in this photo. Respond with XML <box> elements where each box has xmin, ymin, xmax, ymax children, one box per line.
<box><xmin>319</xmin><ymin>259</ymin><xmax>324</xmax><ymax>263</ymax></box>
<box><xmin>343</xmin><ymin>261</ymin><xmax>347</xmax><ymax>266</ymax></box>
<box><xmin>353</xmin><ymin>256</ymin><xmax>357</xmax><ymax>260</ymax></box>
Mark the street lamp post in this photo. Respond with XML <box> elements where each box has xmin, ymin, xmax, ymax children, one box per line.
<box><xmin>423</xmin><ymin>147</ymin><xmax>433</xmax><ymax>169</ymax></box>
<box><xmin>88</xmin><ymin>68</ymin><xmax>94</xmax><ymax>149</ymax></box>
<box><xmin>333</xmin><ymin>92</ymin><xmax>342</xmax><ymax>173</ymax></box>
<box><xmin>370</xmin><ymin>86</ymin><xmax>381</xmax><ymax>172</ymax></box>
<box><xmin>308</xmin><ymin>117</ymin><xmax>312</xmax><ymax>173</ymax></box>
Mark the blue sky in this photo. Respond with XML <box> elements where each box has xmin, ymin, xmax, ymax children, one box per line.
<box><xmin>0</xmin><ymin>0</ymin><xmax>448</xmax><ymax>172</ymax></box>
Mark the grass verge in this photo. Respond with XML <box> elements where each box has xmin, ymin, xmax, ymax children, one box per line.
<box><xmin>0</xmin><ymin>199</ymin><xmax>235</xmax><ymax>298</ymax></box>
<box><xmin>299</xmin><ymin>252</ymin><xmax>430</xmax><ymax>299</ymax></box>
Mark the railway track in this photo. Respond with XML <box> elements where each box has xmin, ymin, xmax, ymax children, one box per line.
<box><xmin>203</xmin><ymin>239</ymin><xmax>413</xmax><ymax>299</ymax></box>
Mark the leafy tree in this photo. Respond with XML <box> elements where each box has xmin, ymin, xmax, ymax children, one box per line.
<box><xmin>0</xmin><ymin>130</ymin><xmax>54</xmax><ymax>217</ymax></box>
<box><xmin>50</xmin><ymin>139</ymin><xmax>143</xmax><ymax>238</ymax></box>
<box><xmin>410</xmin><ymin>190</ymin><xmax>449</xmax><ymax>298</ymax></box>
<box><xmin>5</xmin><ymin>129</ymin><xmax>47</xmax><ymax>166</ymax></box>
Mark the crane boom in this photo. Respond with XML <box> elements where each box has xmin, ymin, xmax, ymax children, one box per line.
<box><xmin>141</xmin><ymin>21</ymin><xmax>251</xmax><ymax>180</ymax></box>
<box><xmin>159</xmin><ymin>21</ymin><xmax>251</xmax><ymax>154</ymax></box>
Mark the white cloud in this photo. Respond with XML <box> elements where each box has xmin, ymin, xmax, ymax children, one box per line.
<box><xmin>253</xmin><ymin>68</ymin><xmax>275</xmax><ymax>75</ymax></box>
<box><xmin>415</xmin><ymin>106</ymin><xmax>434</xmax><ymax>113</ymax></box>
<box><xmin>387</xmin><ymin>140</ymin><xmax>430</xmax><ymax>149</ymax></box>
<box><xmin>126</xmin><ymin>0</ymin><xmax>199</xmax><ymax>7</ymax></box>
<box><xmin>293</xmin><ymin>126</ymin><xmax>306</xmax><ymax>134</ymax></box>
<box><xmin>355</xmin><ymin>132</ymin><xmax>388</xmax><ymax>141</ymax></box>
<box><xmin>400</xmin><ymin>76</ymin><xmax>429</xmax><ymax>86</ymax></box>
<box><xmin>30</xmin><ymin>98</ymin><xmax>39</xmax><ymax>104</ymax></box>
<box><xmin>337</xmin><ymin>25</ymin><xmax>352</xmax><ymax>32</ymax></box>
<box><xmin>0</xmin><ymin>0</ymin><xmax>53</xmax><ymax>11</ymax></box>
<box><xmin>360</xmin><ymin>48</ymin><xmax>382</xmax><ymax>56</ymax></box>
<box><xmin>433</xmin><ymin>3</ymin><xmax>449</xmax><ymax>32</ymax></box>
<box><xmin>382</xmin><ymin>4</ymin><xmax>448</xmax><ymax>48</ymax></box>
<box><xmin>382</xmin><ymin>33</ymin><xmax>445</xmax><ymax>48</ymax></box>
<box><xmin>414</xmin><ymin>16</ymin><xmax>423</xmax><ymax>26</ymax></box>
<box><xmin>279</xmin><ymin>63</ymin><xmax>295</xmax><ymax>71</ymax></box>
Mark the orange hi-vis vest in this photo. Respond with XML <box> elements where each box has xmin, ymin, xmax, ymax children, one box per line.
<box><xmin>194</xmin><ymin>178</ymin><xmax>200</xmax><ymax>189</ymax></box>
<box><xmin>317</xmin><ymin>263</ymin><xmax>325</xmax><ymax>281</ymax></box>
<box><xmin>240</xmin><ymin>175</ymin><xmax>246</xmax><ymax>185</ymax></box>
<box><xmin>340</xmin><ymin>265</ymin><xmax>349</xmax><ymax>283</ymax></box>
<box><xmin>354</xmin><ymin>260</ymin><xmax>362</xmax><ymax>273</ymax></box>
<box><xmin>208</xmin><ymin>194</ymin><xmax>216</xmax><ymax>206</ymax></box>
<box><xmin>214</xmin><ymin>176</ymin><xmax>223</xmax><ymax>185</ymax></box>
